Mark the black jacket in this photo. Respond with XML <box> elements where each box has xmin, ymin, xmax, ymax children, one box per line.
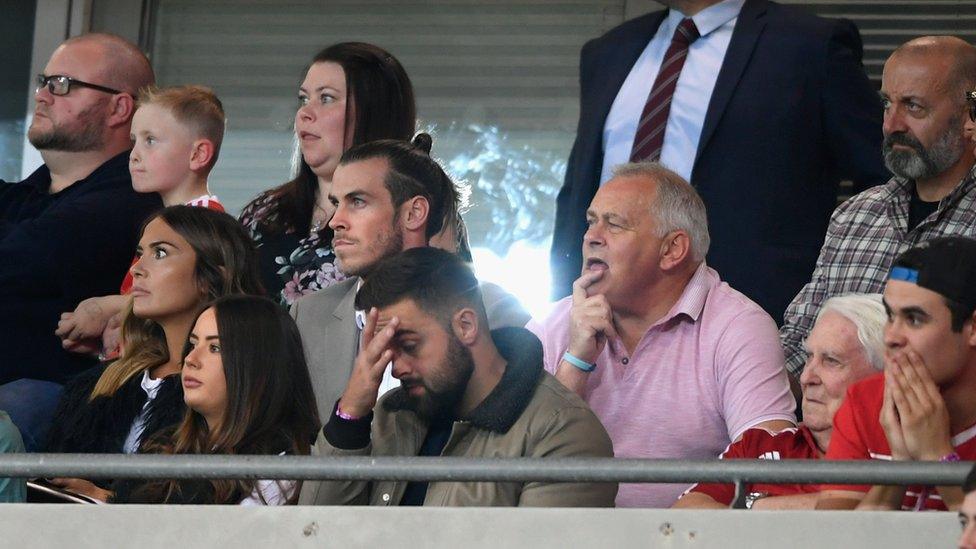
<box><xmin>45</xmin><ymin>364</ymin><xmax>185</xmax><ymax>455</ymax></box>
<box><xmin>0</xmin><ymin>152</ymin><xmax>162</xmax><ymax>384</ymax></box>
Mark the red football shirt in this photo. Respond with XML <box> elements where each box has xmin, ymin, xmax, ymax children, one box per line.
<box><xmin>685</xmin><ymin>424</ymin><xmax>821</xmax><ymax>505</ymax></box>
<box><xmin>118</xmin><ymin>196</ymin><xmax>225</xmax><ymax>294</ymax></box>
<box><xmin>824</xmin><ymin>372</ymin><xmax>976</xmax><ymax>511</ymax></box>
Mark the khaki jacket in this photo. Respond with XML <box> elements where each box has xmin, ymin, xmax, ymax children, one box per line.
<box><xmin>299</xmin><ymin>328</ymin><xmax>616</xmax><ymax>507</ymax></box>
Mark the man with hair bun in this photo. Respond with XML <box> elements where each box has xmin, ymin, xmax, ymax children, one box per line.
<box><xmin>675</xmin><ymin>293</ymin><xmax>885</xmax><ymax>510</ymax></box>
<box><xmin>292</xmin><ymin>135</ymin><xmax>527</xmax><ymax>420</ymax></box>
<box><xmin>299</xmin><ymin>247</ymin><xmax>615</xmax><ymax>507</ymax></box>
<box><xmin>528</xmin><ymin>161</ymin><xmax>795</xmax><ymax>508</ymax></box>
<box><xmin>0</xmin><ymin>33</ymin><xmax>160</xmax><ymax>449</ymax></box>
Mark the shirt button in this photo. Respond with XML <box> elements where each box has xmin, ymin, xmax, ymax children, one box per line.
<box><xmin>382</xmin><ymin>493</ymin><xmax>391</xmax><ymax>502</ymax></box>
<box><xmin>622</xmin><ymin>357</ymin><xmax>630</xmax><ymax>365</ymax></box>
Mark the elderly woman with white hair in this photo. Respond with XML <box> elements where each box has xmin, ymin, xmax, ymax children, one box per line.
<box><xmin>674</xmin><ymin>293</ymin><xmax>886</xmax><ymax>510</ymax></box>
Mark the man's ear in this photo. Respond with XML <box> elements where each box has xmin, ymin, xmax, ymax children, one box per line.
<box><xmin>966</xmin><ymin>311</ymin><xmax>976</xmax><ymax>347</ymax></box>
<box><xmin>400</xmin><ymin>195</ymin><xmax>430</xmax><ymax>233</ymax></box>
<box><xmin>107</xmin><ymin>94</ymin><xmax>137</xmax><ymax>128</ymax></box>
<box><xmin>659</xmin><ymin>230</ymin><xmax>691</xmax><ymax>271</ymax></box>
<box><xmin>189</xmin><ymin>139</ymin><xmax>216</xmax><ymax>172</ymax></box>
<box><xmin>451</xmin><ymin>307</ymin><xmax>480</xmax><ymax>346</ymax></box>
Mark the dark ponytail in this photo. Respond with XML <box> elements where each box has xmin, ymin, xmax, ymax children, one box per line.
<box><xmin>411</xmin><ymin>132</ymin><xmax>433</xmax><ymax>155</ymax></box>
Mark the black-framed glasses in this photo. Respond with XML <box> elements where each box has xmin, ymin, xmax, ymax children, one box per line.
<box><xmin>967</xmin><ymin>91</ymin><xmax>976</xmax><ymax>122</ymax></box>
<box><xmin>36</xmin><ymin>74</ymin><xmax>122</xmax><ymax>96</ymax></box>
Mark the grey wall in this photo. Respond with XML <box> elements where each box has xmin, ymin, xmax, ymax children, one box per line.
<box><xmin>0</xmin><ymin>505</ymin><xmax>960</xmax><ymax>549</ymax></box>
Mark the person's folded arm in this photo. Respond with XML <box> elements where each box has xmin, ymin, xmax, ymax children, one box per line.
<box><xmin>816</xmin><ymin>489</ymin><xmax>864</xmax><ymax>510</ymax></box>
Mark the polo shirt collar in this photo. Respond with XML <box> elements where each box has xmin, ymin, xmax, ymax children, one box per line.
<box><xmin>21</xmin><ymin>163</ymin><xmax>52</xmax><ymax>193</ymax></box>
<box><xmin>23</xmin><ymin>150</ymin><xmax>131</xmax><ymax>195</ymax></box>
<box><xmin>657</xmin><ymin>261</ymin><xmax>711</xmax><ymax>325</ymax></box>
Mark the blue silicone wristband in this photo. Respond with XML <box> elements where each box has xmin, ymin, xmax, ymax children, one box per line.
<box><xmin>562</xmin><ymin>351</ymin><xmax>596</xmax><ymax>372</ymax></box>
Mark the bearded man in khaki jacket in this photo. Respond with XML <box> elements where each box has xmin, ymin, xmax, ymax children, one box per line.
<box><xmin>299</xmin><ymin>248</ymin><xmax>616</xmax><ymax>507</ymax></box>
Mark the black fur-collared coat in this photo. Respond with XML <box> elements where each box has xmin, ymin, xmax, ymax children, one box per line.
<box><xmin>45</xmin><ymin>364</ymin><xmax>184</xmax><ymax>455</ymax></box>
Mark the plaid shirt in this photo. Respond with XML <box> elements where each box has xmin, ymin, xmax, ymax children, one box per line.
<box><xmin>780</xmin><ymin>167</ymin><xmax>976</xmax><ymax>378</ymax></box>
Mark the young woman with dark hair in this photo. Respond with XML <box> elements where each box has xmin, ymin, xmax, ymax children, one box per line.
<box><xmin>44</xmin><ymin>206</ymin><xmax>263</xmax><ymax>500</ymax></box>
<box><xmin>115</xmin><ymin>295</ymin><xmax>320</xmax><ymax>505</ymax></box>
<box><xmin>240</xmin><ymin>42</ymin><xmax>417</xmax><ymax>305</ymax></box>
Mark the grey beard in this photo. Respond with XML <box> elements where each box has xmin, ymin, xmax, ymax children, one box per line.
<box><xmin>883</xmin><ymin>119</ymin><xmax>964</xmax><ymax>181</ymax></box>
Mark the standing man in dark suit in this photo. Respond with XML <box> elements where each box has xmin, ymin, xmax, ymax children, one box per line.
<box><xmin>550</xmin><ymin>0</ymin><xmax>888</xmax><ymax>323</ymax></box>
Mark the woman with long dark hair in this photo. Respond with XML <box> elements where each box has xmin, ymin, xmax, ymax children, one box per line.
<box><xmin>240</xmin><ymin>42</ymin><xmax>416</xmax><ymax>305</ymax></box>
<box><xmin>44</xmin><ymin>206</ymin><xmax>263</xmax><ymax>500</ymax></box>
<box><xmin>115</xmin><ymin>295</ymin><xmax>320</xmax><ymax>505</ymax></box>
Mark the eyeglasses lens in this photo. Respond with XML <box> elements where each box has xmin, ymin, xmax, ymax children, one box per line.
<box><xmin>36</xmin><ymin>75</ymin><xmax>70</xmax><ymax>96</ymax></box>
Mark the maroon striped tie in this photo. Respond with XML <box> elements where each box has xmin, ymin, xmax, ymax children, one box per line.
<box><xmin>630</xmin><ymin>18</ymin><xmax>701</xmax><ymax>162</ymax></box>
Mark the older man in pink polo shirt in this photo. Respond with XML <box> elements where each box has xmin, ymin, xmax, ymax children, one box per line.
<box><xmin>528</xmin><ymin>162</ymin><xmax>796</xmax><ymax>507</ymax></box>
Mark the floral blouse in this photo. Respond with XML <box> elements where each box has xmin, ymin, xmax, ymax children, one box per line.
<box><xmin>239</xmin><ymin>190</ymin><xmax>345</xmax><ymax>306</ymax></box>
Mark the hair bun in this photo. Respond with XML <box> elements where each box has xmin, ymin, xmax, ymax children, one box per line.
<box><xmin>411</xmin><ymin>133</ymin><xmax>433</xmax><ymax>155</ymax></box>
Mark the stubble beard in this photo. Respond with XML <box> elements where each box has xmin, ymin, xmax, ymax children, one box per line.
<box><xmin>28</xmin><ymin>99</ymin><xmax>108</xmax><ymax>153</ymax></box>
<box><xmin>336</xmin><ymin>220</ymin><xmax>405</xmax><ymax>278</ymax></box>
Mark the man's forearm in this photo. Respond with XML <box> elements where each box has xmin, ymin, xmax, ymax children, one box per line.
<box><xmin>323</xmin><ymin>400</ymin><xmax>373</xmax><ymax>450</ymax></box>
<box><xmin>555</xmin><ymin>360</ymin><xmax>590</xmax><ymax>397</ymax></box>
<box><xmin>855</xmin><ymin>485</ymin><xmax>906</xmax><ymax>510</ymax></box>
<box><xmin>816</xmin><ymin>490</ymin><xmax>863</xmax><ymax>510</ymax></box>
<box><xmin>671</xmin><ymin>491</ymin><xmax>728</xmax><ymax>509</ymax></box>
<box><xmin>751</xmin><ymin>492</ymin><xmax>820</xmax><ymax>510</ymax></box>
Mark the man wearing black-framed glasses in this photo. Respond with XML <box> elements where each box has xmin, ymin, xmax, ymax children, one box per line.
<box><xmin>0</xmin><ymin>34</ymin><xmax>160</xmax><ymax>451</ymax></box>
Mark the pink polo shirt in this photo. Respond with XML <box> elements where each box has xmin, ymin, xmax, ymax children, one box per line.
<box><xmin>527</xmin><ymin>263</ymin><xmax>795</xmax><ymax>508</ymax></box>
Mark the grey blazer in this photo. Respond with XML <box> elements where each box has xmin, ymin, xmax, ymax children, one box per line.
<box><xmin>291</xmin><ymin>277</ymin><xmax>532</xmax><ymax>420</ymax></box>
<box><xmin>291</xmin><ymin>278</ymin><xmax>361</xmax><ymax>420</ymax></box>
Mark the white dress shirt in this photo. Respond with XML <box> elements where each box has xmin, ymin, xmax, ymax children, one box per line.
<box><xmin>600</xmin><ymin>0</ymin><xmax>745</xmax><ymax>183</ymax></box>
<box><xmin>122</xmin><ymin>370</ymin><xmax>166</xmax><ymax>454</ymax></box>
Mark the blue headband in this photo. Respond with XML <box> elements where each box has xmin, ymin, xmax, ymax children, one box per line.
<box><xmin>889</xmin><ymin>266</ymin><xmax>919</xmax><ymax>283</ymax></box>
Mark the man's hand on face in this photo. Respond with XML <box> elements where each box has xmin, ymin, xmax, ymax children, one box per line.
<box><xmin>885</xmin><ymin>350</ymin><xmax>954</xmax><ymax>461</ymax></box>
<box><xmin>338</xmin><ymin>307</ymin><xmax>398</xmax><ymax>418</ymax></box>
<box><xmin>567</xmin><ymin>269</ymin><xmax>618</xmax><ymax>365</ymax></box>
<box><xmin>880</xmin><ymin>372</ymin><xmax>911</xmax><ymax>461</ymax></box>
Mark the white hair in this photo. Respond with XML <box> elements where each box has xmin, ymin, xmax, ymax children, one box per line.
<box><xmin>816</xmin><ymin>293</ymin><xmax>887</xmax><ymax>371</ymax></box>
<box><xmin>611</xmin><ymin>162</ymin><xmax>710</xmax><ymax>261</ymax></box>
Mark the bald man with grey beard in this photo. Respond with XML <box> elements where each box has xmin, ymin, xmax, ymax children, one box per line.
<box><xmin>0</xmin><ymin>33</ymin><xmax>162</xmax><ymax>450</ymax></box>
<box><xmin>782</xmin><ymin>36</ymin><xmax>976</xmax><ymax>385</ymax></box>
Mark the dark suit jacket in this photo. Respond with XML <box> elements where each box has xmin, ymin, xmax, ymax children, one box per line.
<box><xmin>550</xmin><ymin>0</ymin><xmax>888</xmax><ymax>323</ymax></box>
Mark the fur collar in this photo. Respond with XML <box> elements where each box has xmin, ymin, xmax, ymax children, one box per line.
<box><xmin>45</xmin><ymin>364</ymin><xmax>185</xmax><ymax>454</ymax></box>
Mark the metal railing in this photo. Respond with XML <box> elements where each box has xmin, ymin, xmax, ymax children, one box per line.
<box><xmin>3</xmin><ymin>453</ymin><xmax>970</xmax><ymax>484</ymax></box>
<box><xmin>4</xmin><ymin>454</ymin><xmax>971</xmax><ymax>508</ymax></box>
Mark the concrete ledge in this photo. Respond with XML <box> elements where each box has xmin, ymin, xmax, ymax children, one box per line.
<box><xmin>0</xmin><ymin>505</ymin><xmax>959</xmax><ymax>548</ymax></box>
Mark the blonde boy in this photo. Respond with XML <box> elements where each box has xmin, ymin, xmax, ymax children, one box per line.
<box><xmin>129</xmin><ymin>85</ymin><xmax>225</xmax><ymax>208</ymax></box>
<box><xmin>55</xmin><ymin>86</ymin><xmax>227</xmax><ymax>354</ymax></box>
